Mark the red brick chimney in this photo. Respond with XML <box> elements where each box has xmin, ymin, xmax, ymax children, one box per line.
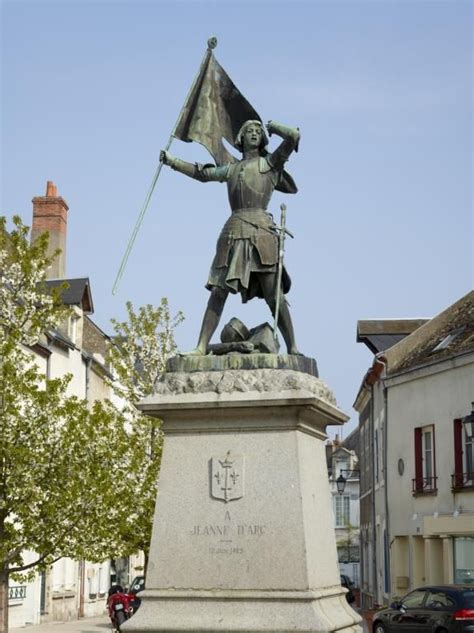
<box><xmin>31</xmin><ymin>181</ymin><xmax>69</xmax><ymax>279</ymax></box>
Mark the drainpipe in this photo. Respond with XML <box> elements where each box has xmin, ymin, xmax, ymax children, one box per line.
<box><xmin>78</xmin><ymin>560</ymin><xmax>85</xmax><ymax>618</ymax></box>
<box><xmin>383</xmin><ymin>382</ymin><xmax>391</xmax><ymax>598</ymax></box>
<box><xmin>374</xmin><ymin>352</ymin><xmax>391</xmax><ymax>601</ymax></box>
<box><xmin>83</xmin><ymin>353</ymin><xmax>92</xmax><ymax>402</ymax></box>
<box><xmin>79</xmin><ymin>354</ymin><xmax>92</xmax><ymax>618</ymax></box>
<box><xmin>370</xmin><ymin>384</ymin><xmax>377</xmax><ymax>606</ymax></box>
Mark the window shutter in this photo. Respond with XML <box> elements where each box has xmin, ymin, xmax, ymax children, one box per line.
<box><xmin>453</xmin><ymin>418</ymin><xmax>463</xmax><ymax>487</ymax></box>
<box><xmin>414</xmin><ymin>427</ymin><xmax>423</xmax><ymax>491</ymax></box>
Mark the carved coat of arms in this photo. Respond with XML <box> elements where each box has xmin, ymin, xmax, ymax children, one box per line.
<box><xmin>211</xmin><ymin>452</ymin><xmax>244</xmax><ymax>503</ymax></box>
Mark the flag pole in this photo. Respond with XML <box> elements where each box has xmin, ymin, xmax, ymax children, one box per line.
<box><xmin>112</xmin><ymin>37</ymin><xmax>218</xmax><ymax>295</ymax></box>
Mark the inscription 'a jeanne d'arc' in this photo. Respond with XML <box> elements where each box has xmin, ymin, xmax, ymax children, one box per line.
<box><xmin>211</xmin><ymin>453</ymin><xmax>244</xmax><ymax>503</ymax></box>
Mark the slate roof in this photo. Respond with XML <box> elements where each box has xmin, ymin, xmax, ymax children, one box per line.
<box><xmin>45</xmin><ymin>278</ymin><xmax>93</xmax><ymax>314</ymax></box>
<box><xmin>341</xmin><ymin>427</ymin><xmax>360</xmax><ymax>457</ymax></box>
<box><xmin>386</xmin><ymin>291</ymin><xmax>474</xmax><ymax>375</ymax></box>
<box><xmin>357</xmin><ymin>319</ymin><xmax>428</xmax><ymax>354</ymax></box>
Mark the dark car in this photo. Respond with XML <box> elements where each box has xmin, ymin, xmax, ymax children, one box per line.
<box><xmin>341</xmin><ymin>574</ymin><xmax>355</xmax><ymax>604</ymax></box>
<box><xmin>129</xmin><ymin>575</ymin><xmax>145</xmax><ymax>595</ymax></box>
<box><xmin>128</xmin><ymin>575</ymin><xmax>145</xmax><ymax>612</ymax></box>
<box><xmin>372</xmin><ymin>585</ymin><xmax>474</xmax><ymax>633</ymax></box>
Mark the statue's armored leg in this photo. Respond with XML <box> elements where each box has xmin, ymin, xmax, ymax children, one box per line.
<box><xmin>190</xmin><ymin>286</ymin><xmax>228</xmax><ymax>355</ymax></box>
<box><xmin>259</xmin><ymin>273</ymin><xmax>299</xmax><ymax>355</ymax></box>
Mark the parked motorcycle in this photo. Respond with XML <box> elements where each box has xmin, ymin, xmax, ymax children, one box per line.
<box><xmin>107</xmin><ymin>584</ymin><xmax>135</xmax><ymax>631</ymax></box>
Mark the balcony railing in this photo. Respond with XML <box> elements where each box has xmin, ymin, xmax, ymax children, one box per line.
<box><xmin>9</xmin><ymin>586</ymin><xmax>26</xmax><ymax>601</ymax></box>
<box><xmin>451</xmin><ymin>472</ymin><xmax>474</xmax><ymax>491</ymax></box>
<box><xmin>412</xmin><ymin>476</ymin><xmax>438</xmax><ymax>495</ymax></box>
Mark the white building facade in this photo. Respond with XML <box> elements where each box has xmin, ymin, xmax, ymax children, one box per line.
<box><xmin>327</xmin><ymin>432</ymin><xmax>361</xmax><ymax>588</ymax></box>
<box><xmin>354</xmin><ymin>293</ymin><xmax>474</xmax><ymax>608</ymax></box>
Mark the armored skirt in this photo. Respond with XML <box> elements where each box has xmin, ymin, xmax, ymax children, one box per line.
<box><xmin>206</xmin><ymin>208</ymin><xmax>291</xmax><ymax>303</ymax></box>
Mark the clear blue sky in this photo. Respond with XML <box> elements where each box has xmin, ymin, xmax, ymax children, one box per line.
<box><xmin>1</xmin><ymin>0</ymin><xmax>472</xmax><ymax>437</ymax></box>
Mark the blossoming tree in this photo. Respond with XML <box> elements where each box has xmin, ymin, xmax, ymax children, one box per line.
<box><xmin>0</xmin><ymin>217</ymin><xmax>131</xmax><ymax>632</ymax></box>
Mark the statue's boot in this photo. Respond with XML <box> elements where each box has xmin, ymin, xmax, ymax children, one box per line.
<box><xmin>179</xmin><ymin>347</ymin><xmax>205</xmax><ymax>356</ymax></box>
<box><xmin>260</xmin><ymin>274</ymin><xmax>301</xmax><ymax>355</ymax></box>
<box><xmin>277</xmin><ymin>301</ymin><xmax>301</xmax><ymax>355</ymax></box>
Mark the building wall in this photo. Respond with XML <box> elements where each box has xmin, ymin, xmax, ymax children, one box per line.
<box><xmin>371</xmin><ymin>379</ymin><xmax>389</xmax><ymax>604</ymax></box>
<box><xmin>8</xmin><ymin>552</ymin><xmax>42</xmax><ymax>629</ymax></box>
<box><xmin>82</xmin><ymin>561</ymin><xmax>111</xmax><ymax>618</ymax></box>
<box><xmin>48</xmin><ymin>344</ymin><xmax>85</xmax><ymax>399</ymax></box>
<box><xmin>358</xmin><ymin>395</ymin><xmax>378</xmax><ymax>608</ymax></box>
<box><xmin>88</xmin><ymin>364</ymin><xmax>111</xmax><ymax>403</ymax></box>
<box><xmin>386</xmin><ymin>354</ymin><xmax>474</xmax><ymax>595</ymax></box>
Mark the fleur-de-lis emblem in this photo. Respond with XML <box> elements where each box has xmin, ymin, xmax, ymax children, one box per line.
<box><xmin>210</xmin><ymin>452</ymin><xmax>244</xmax><ymax>503</ymax></box>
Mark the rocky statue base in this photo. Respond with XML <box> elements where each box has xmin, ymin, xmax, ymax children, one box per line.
<box><xmin>124</xmin><ymin>357</ymin><xmax>362</xmax><ymax>633</ymax></box>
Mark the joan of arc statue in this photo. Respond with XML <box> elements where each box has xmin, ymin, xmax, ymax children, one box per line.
<box><xmin>160</xmin><ymin>119</ymin><xmax>300</xmax><ymax>355</ymax></box>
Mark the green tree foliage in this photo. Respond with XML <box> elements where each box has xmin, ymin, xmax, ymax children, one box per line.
<box><xmin>106</xmin><ymin>301</ymin><xmax>184</xmax><ymax>569</ymax></box>
<box><xmin>0</xmin><ymin>217</ymin><xmax>184</xmax><ymax>632</ymax></box>
<box><xmin>0</xmin><ymin>217</ymin><xmax>132</xmax><ymax>631</ymax></box>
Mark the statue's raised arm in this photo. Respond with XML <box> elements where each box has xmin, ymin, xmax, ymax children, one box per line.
<box><xmin>265</xmin><ymin>120</ymin><xmax>300</xmax><ymax>172</ymax></box>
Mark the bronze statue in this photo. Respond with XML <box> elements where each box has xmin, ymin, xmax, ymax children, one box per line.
<box><xmin>160</xmin><ymin>119</ymin><xmax>300</xmax><ymax>355</ymax></box>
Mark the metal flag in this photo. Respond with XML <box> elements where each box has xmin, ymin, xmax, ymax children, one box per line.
<box><xmin>173</xmin><ymin>51</ymin><xmax>261</xmax><ymax>166</ymax></box>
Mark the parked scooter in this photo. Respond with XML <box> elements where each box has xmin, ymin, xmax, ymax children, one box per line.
<box><xmin>107</xmin><ymin>584</ymin><xmax>135</xmax><ymax>631</ymax></box>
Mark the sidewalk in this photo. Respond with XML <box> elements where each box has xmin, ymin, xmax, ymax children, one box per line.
<box><xmin>12</xmin><ymin>616</ymin><xmax>110</xmax><ymax>633</ymax></box>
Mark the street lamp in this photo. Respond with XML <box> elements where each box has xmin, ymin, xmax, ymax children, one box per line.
<box><xmin>463</xmin><ymin>402</ymin><xmax>474</xmax><ymax>424</ymax></box>
<box><xmin>336</xmin><ymin>469</ymin><xmax>360</xmax><ymax>495</ymax></box>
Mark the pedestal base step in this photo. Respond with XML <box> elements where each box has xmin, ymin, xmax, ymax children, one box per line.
<box><xmin>123</xmin><ymin>587</ymin><xmax>363</xmax><ymax>633</ymax></box>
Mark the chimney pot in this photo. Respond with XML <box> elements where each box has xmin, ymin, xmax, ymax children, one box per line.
<box><xmin>46</xmin><ymin>181</ymin><xmax>57</xmax><ymax>196</ymax></box>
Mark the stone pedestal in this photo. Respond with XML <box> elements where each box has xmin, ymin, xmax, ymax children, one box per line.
<box><xmin>125</xmin><ymin>365</ymin><xmax>362</xmax><ymax>633</ymax></box>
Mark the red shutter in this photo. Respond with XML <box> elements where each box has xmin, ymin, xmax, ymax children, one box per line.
<box><xmin>414</xmin><ymin>427</ymin><xmax>423</xmax><ymax>491</ymax></box>
<box><xmin>453</xmin><ymin>419</ymin><xmax>463</xmax><ymax>487</ymax></box>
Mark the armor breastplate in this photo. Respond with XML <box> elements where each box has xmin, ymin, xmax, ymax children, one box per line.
<box><xmin>227</xmin><ymin>158</ymin><xmax>276</xmax><ymax>211</ymax></box>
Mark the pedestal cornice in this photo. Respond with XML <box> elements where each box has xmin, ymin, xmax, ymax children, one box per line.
<box><xmin>138</xmin><ymin>367</ymin><xmax>348</xmax><ymax>436</ymax></box>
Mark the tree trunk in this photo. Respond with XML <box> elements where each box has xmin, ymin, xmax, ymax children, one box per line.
<box><xmin>0</xmin><ymin>564</ymin><xmax>9</xmax><ymax>633</ymax></box>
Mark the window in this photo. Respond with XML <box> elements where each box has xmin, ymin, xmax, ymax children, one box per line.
<box><xmin>413</xmin><ymin>425</ymin><xmax>437</xmax><ymax>494</ymax></box>
<box><xmin>402</xmin><ymin>589</ymin><xmax>427</xmax><ymax>609</ymax></box>
<box><xmin>453</xmin><ymin>417</ymin><xmax>474</xmax><ymax>489</ymax></box>
<box><xmin>334</xmin><ymin>495</ymin><xmax>350</xmax><ymax>527</ymax></box>
<box><xmin>453</xmin><ymin>537</ymin><xmax>474</xmax><ymax>583</ymax></box>
<box><xmin>335</xmin><ymin>459</ymin><xmax>348</xmax><ymax>477</ymax></box>
<box><xmin>423</xmin><ymin>427</ymin><xmax>434</xmax><ymax>479</ymax></box>
<box><xmin>425</xmin><ymin>590</ymin><xmax>455</xmax><ymax>608</ymax></box>
<box><xmin>68</xmin><ymin>315</ymin><xmax>79</xmax><ymax>344</ymax></box>
<box><xmin>431</xmin><ymin>326</ymin><xmax>465</xmax><ymax>353</ymax></box>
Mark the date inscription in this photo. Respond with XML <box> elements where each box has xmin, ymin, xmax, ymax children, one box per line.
<box><xmin>209</xmin><ymin>546</ymin><xmax>244</xmax><ymax>555</ymax></box>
